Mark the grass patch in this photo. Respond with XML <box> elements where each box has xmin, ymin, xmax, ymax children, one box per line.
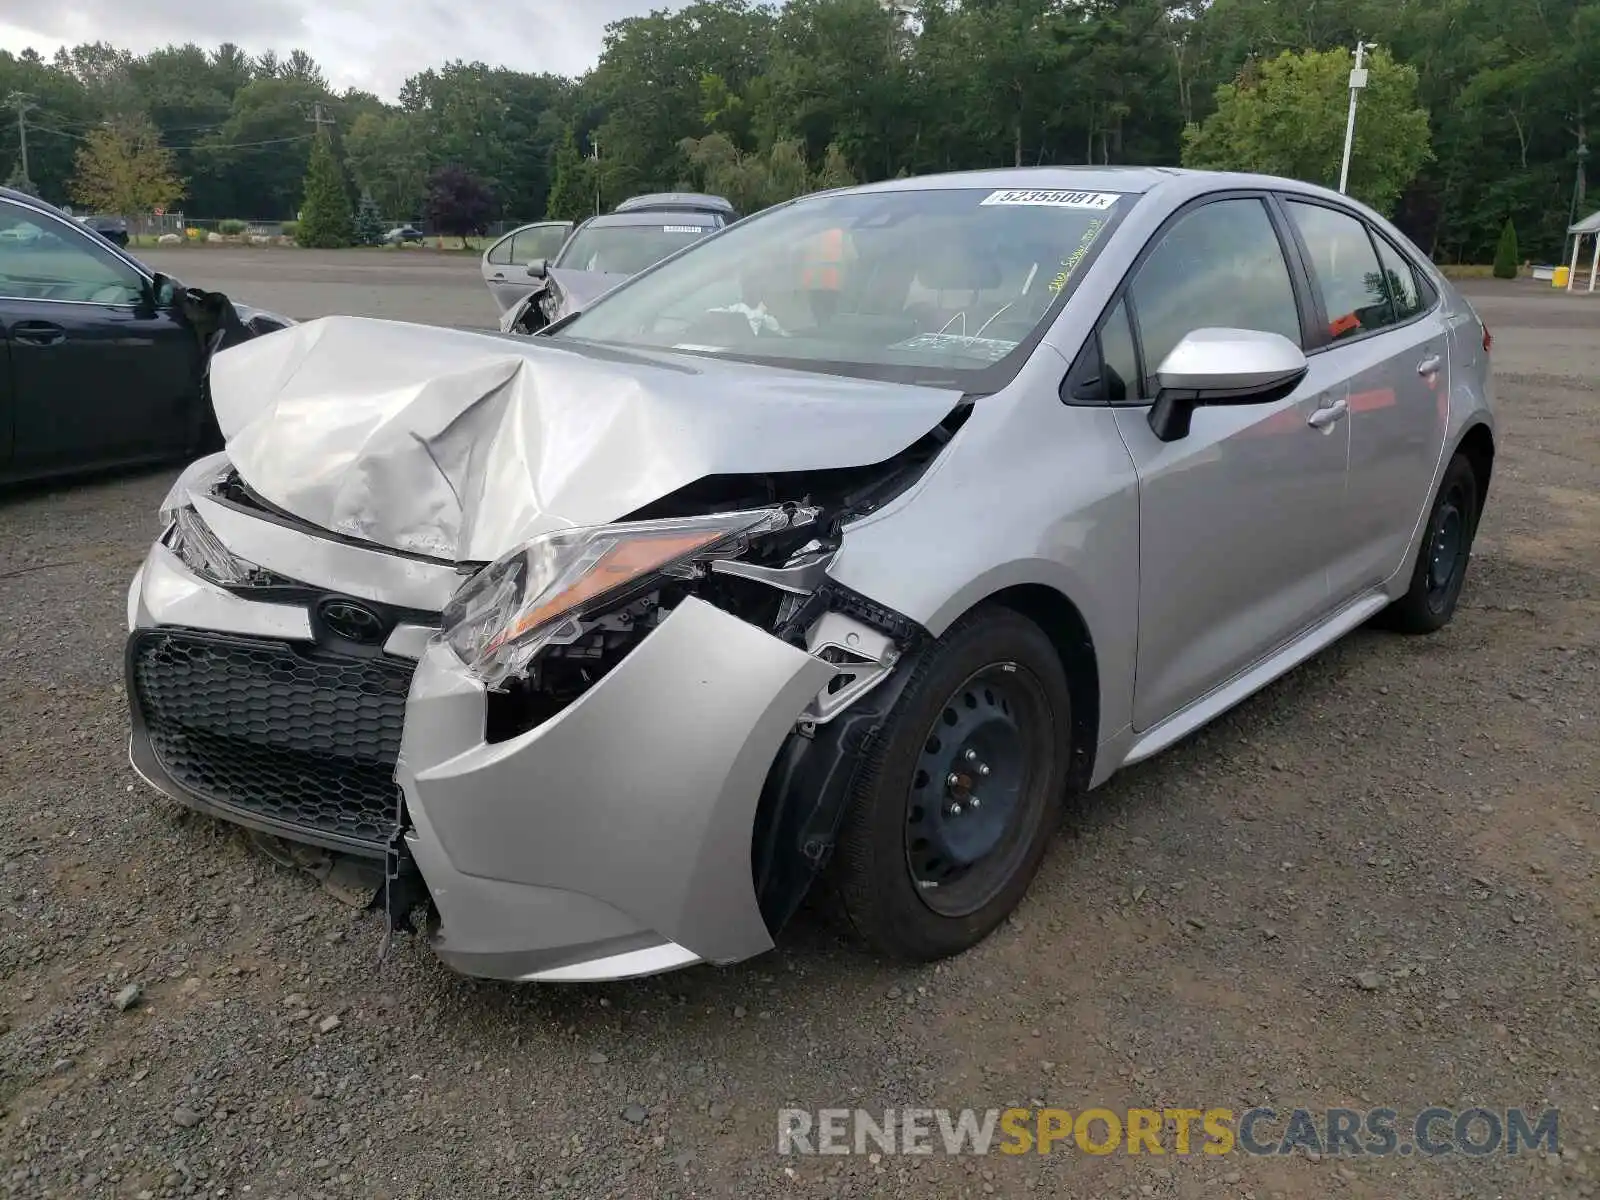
<box><xmin>1436</xmin><ymin>263</ymin><xmax>1503</xmax><ymax>279</ymax></box>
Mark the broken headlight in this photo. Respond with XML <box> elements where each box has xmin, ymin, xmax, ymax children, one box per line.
<box><xmin>164</xmin><ymin>504</ymin><xmax>295</xmax><ymax>589</ymax></box>
<box><xmin>442</xmin><ymin>507</ymin><xmax>813</xmax><ymax>688</ymax></box>
<box><xmin>157</xmin><ymin>452</ymin><xmax>232</xmax><ymax>528</ymax></box>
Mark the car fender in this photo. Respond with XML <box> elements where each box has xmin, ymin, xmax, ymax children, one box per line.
<box><xmin>825</xmin><ymin>346</ymin><xmax>1141</xmax><ymax>769</ymax></box>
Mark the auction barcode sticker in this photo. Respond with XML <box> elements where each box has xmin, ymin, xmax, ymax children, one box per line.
<box><xmin>980</xmin><ymin>189</ymin><xmax>1119</xmax><ymax>210</ymax></box>
<box><xmin>663</xmin><ymin>225</ymin><xmax>706</xmax><ymax>233</ymax></box>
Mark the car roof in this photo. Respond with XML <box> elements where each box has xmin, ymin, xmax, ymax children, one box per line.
<box><xmin>0</xmin><ymin>185</ymin><xmax>69</xmax><ymax>217</ymax></box>
<box><xmin>835</xmin><ymin>165</ymin><xmax>1183</xmax><ymax>199</ymax></box>
<box><xmin>832</xmin><ymin>165</ymin><xmax>1387</xmax><ymax>209</ymax></box>
<box><xmin>577</xmin><ymin>210</ymin><xmax>723</xmax><ymax>230</ymax></box>
<box><xmin>615</xmin><ymin>192</ymin><xmax>734</xmax><ymax>216</ymax></box>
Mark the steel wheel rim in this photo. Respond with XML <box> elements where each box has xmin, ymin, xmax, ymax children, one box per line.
<box><xmin>1426</xmin><ymin>482</ymin><xmax>1469</xmax><ymax>611</ymax></box>
<box><xmin>904</xmin><ymin>663</ymin><xmax>1051</xmax><ymax>919</ymax></box>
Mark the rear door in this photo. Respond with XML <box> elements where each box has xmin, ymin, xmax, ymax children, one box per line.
<box><xmin>1106</xmin><ymin>194</ymin><xmax>1352</xmax><ymax>730</ymax></box>
<box><xmin>1278</xmin><ymin>197</ymin><xmax>1450</xmax><ymax>599</ymax></box>
<box><xmin>0</xmin><ymin>199</ymin><xmax>200</xmax><ymax>472</ymax></box>
<box><xmin>481</xmin><ymin>221</ymin><xmax>574</xmax><ymax>312</ymax></box>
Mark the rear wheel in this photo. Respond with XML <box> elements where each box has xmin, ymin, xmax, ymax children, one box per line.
<box><xmin>1376</xmin><ymin>452</ymin><xmax>1480</xmax><ymax>634</ymax></box>
<box><xmin>832</xmin><ymin>606</ymin><xmax>1071</xmax><ymax>961</ymax></box>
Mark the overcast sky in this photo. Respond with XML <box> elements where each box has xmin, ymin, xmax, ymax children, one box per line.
<box><xmin>0</xmin><ymin>0</ymin><xmax>679</xmax><ymax>99</ymax></box>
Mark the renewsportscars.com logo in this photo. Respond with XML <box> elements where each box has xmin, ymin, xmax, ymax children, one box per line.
<box><xmin>777</xmin><ymin>1106</ymin><xmax>1560</xmax><ymax>1158</ymax></box>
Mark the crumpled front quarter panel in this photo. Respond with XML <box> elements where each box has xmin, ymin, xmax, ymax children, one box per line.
<box><xmin>401</xmin><ymin>597</ymin><xmax>834</xmax><ymax>964</ymax></box>
<box><xmin>826</xmin><ymin>348</ymin><xmax>1142</xmax><ymax>752</ymax></box>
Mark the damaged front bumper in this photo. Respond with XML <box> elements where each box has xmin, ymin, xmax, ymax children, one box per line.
<box><xmin>124</xmin><ymin>499</ymin><xmax>910</xmax><ymax>982</ymax></box>
<box><xmin>397</xmin><ymin>598</ymin><xmax>832</xmax><ymax>980</ymax></box>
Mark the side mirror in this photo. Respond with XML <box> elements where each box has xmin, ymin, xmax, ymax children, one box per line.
<box><xmin>148</xmin><ymin>272</ymin><xmax>179</xmax><ymax>309</ymax></box>
<box><xmin>1147</xmin><ymin>328</ymin><xmax>1308</xmax><ymax>443</ymax></box>
<box><xmin>525</xmin><ymin>258</ymin><xmax>548</xmax><ymax>279</ymax></box>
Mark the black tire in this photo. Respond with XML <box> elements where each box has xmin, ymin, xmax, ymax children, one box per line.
<box><xmin>1376</xmin><ymin>452</ymin><xmax>1480</xmax><ymax>634</ymax></box>
<box><xmin>831</xmin><ymin>606</ymin><xmax>1072</xmax><ymax>961</ymax></box>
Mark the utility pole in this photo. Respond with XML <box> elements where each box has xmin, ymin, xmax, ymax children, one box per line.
<box><xmin>6</xmin><ymin>91</ymin><xmax>36</xmax><ymax>188</ymax></box>
<box><xmin>1567</xmin><ymin>132</ymin><xmax>1590</xmax><ymax>268</ymax></box>
<box><xmin>590</xmin><ymin>134</ymin><xmax>601</xmax><ymax>216</ymax></box>
<box><xmin>1337</xmin><ymin>41</ymin><xmax>1375</xmax><ymax>195</ymax></box>
<box><xmin>306</xmin><ymin>101</ymin><xmax>335</xmax><ymax>142</ymax></box>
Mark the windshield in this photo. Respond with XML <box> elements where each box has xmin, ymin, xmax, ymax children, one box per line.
<box><xmin>553</xmin><ymin>186</ymin><xmax>1129</xmax><ymax>384</ymax></box>
<box><xmin>555</xmin><ymin>222</ymin><xmax>715</xmax><ymax>276</ymax></box>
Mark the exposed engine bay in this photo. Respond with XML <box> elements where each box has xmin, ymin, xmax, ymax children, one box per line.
<box><xmin>478</xmin><ymin>406</ymin><xmax>968</xmax><ymax>743</ymax></box>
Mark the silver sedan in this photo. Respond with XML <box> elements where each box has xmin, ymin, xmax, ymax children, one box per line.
<box><xmin>126</xmin><ymin>167</ymin><xmax>1494</xmax><ymax>982</ymax></box>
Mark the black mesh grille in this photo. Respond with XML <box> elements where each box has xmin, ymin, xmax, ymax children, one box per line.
<box><xmin>129</xmin><ymin>629</ymin><xmax>414</xmax><ymax>850</ymax></box>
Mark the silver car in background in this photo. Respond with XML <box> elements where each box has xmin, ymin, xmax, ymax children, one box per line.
<box><xmin>480</xmin><ymin>220</ymin><xmax>575</xmax><ymax>312</ymax></box>
<box><xmin>498</xmin><ymin>204</ymin><xmax>731</xmax><ymax>334</ymax></box>
<box><xmin>125</xmin><ymin>167</ymin><xmax>1494</xmax><ymax>983</ymax></box>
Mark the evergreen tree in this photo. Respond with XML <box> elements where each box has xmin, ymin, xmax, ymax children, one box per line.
<box><xmin>297</xmin><ymin>135</ymin><xmax>354</xmax><ymax>249</ymax></box>
<box><xmin>545</xmin><ymin>129</ymin><xmax>592</xmax><ymax>221</ymax></box>
<box><xmin>354</xmin><ymin>190</ymin><xmax>385</xmax><ymax>246</ymax></box>
<box><xmin>1492</xmin><ymin>218</ymin><xmax>1519</xmax><ymax>279</ymax></box>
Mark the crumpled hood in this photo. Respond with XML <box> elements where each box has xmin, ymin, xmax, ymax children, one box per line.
<box><xmin>546</xmin><ymin>266</ymin><xmax>628</xmax><ymax>312</ymax></box>
<box><xmin>210</xmin><ymin>315</ymin><xmax>962</xmax><ymax>562</ymax></box>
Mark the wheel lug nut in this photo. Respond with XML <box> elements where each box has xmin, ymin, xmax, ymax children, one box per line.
<box><xmin>947</xmin><ymin>802</ymin><xmax>963</xmax><ymax>817</ymax></box>
<box><xmin>969</xmin><ymin>796</ymin><xmax>981</xmax><ymax>809</ymax></box>
<box><xmin>964</xmin><ymin>749</ymin><xmax>979</xmax><ymax>763</ymax></box>
<box><xmin>978</xmin><ymin>763</ymin><xmax>991</xmax><ymax>776</ymax></box>
<box><xmin>946</xmin><ymin>772</ymin><xmax>960</xmax><ymax>788</ymax></box>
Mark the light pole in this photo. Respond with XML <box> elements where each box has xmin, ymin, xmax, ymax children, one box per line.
<box><xmin>1337</xmin><ymin>41</ymin><xmax>1377</xmax><ymax>195</ymax></box>
<box><xmin>1568</xmin><ymin>136</ymin><xmax>1589</xmax><ymax>233</ymax></box>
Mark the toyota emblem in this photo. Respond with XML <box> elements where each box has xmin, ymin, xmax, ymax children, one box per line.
<box><xmin>316</xmin><ymin>598</ymin><xmax>387</xmax><ymax>645</ymax></box>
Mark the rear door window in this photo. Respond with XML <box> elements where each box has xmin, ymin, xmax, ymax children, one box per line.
<box><xmin>1283</xmin><ymin>200</ymin><xmax>1394</xmax><ymax>341</ymax></box>
<box><xmin>1373</xmin><ymin>235</ymin><xmax>1424</xmax><ymax>321</ymax></box>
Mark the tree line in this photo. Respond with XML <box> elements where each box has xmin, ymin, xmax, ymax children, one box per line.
<box><xmin>0</xmin><ymin>0</ymin><xmax>1592</xmax><ymax>261</ymax></box>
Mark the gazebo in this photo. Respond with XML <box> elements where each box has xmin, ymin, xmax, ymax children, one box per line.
<box><xmin>1567</xmin><ymin>210</ymin><xmax>1600</xmax><ymax>292</ymax></box>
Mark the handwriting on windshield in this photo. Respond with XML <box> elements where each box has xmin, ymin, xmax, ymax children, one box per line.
<box><xmin>1048</xmin><ymin>218</ymin><xmax>1107</xmax><ymax>295</ymax></box>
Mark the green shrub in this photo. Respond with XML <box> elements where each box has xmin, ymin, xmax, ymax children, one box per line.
<box><xmin>1492</xmin><ymin>219</ymin><xmax>1518</xmax><ymax>279</ymax></box>
<box><xmin>218</xmin><ymin>219</ymin><xmax>248</xmax><ymax>236</ymax></box>
<box><xmin>281</xmin><ymin>220</ymin><xmax>300</xmax><ymax>241</ymax></box>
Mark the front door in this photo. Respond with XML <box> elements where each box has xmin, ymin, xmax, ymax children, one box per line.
<box><xmin>482</xmin><ymin>222</ymin><xmax>574</xmax><ymax>312</ymax></box>
<box><xmin>1111</xmin><ymin>195</ymin><xmax>1352</xmax><ymax>731</ymax></box>
<box><xmin>0</xmin><ymin>199</ymin><xmax>200</xmax><ymax>472</ymax></box>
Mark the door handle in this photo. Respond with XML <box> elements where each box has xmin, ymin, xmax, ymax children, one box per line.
<box><xmin>491</xmin><ymin>273</ymin><xmax>505</xmax><ymax>280</ymax></box>
<box><xmin>1417</xmin><ymin>354</ymin><xmax>1442</xmax><ymax>376</ymax></box>
<box><xmin>11</xmin><ymin>320</ymin><xmax>65</xmax><ymax>346</ymax></box>
<box><xmin>1307</xmin><ymin>397</ymin><xmax>1349</xmax><ymax>429</ymax></box>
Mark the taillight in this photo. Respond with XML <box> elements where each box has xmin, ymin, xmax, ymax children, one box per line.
<box><xmin>1482</xmin><ymin>323</ymin><xmax>1492</xmax><ymax>354</ymax></box>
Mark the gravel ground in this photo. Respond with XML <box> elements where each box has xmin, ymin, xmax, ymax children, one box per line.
<box><xmin>1</xmin><ymin>276</ymin><xmax>1597</xmax><ymax>1200</ymax></box>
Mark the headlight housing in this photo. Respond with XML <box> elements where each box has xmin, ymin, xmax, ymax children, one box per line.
<box><xmin>157</xmin><ymin>452</ymin><xmax>232</xmax><ymax>527</ymax></box>
<box><xmin>442</xmin><ymin>507</ymin><xmax>812</xmax><ymax>687</ymax></box>
<box><xmin>157</xmin><ymin>455</ymin><xmax>294</xmax><ymax>589</ymax></box>
<box><xmin>165</xmin><ymin>504</ymin><xmax>295</xmax><ymax>590</ymax></box>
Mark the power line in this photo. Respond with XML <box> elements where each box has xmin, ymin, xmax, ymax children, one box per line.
<box><xmin>23</xmin><ymin>120</ymin><xmax>314</xmax><ymax>152</ymax></box>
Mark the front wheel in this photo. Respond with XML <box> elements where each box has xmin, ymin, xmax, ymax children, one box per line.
<box><xmin>831</xmin><ymin>606</ymin><xmax>1072</xmax><ymax>962</ymax></box>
